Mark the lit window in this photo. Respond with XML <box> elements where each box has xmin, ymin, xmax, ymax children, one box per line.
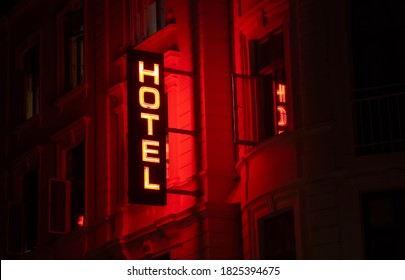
<box><xmin>232</xmin><ymin>28</ymin><xmax>290</xmax><ymax>145</ymax></box>
<box><xmin>64</xmin><ymin>7</ymin><xmax>84</xmax><ymax>91</ymax></box>
<box><xmin>23</xmin><ymin>45</ymin><xmax>40</xmax><ymax>119</ymax></box>
<box><xmin>254</xmin><ymin>29</ymin><xmax>288</xmax><ymax>139</ymax></box>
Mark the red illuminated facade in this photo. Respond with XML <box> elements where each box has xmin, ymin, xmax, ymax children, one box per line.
<box><xmin>1</xmin><ymin>0</ymin><xmax>404</xmax><ymax>260</ymax></box>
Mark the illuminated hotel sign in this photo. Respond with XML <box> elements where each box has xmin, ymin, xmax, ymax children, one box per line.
<box><xmin>127</xmin><ymin>50</ymin><xmax>167</xmax><ymax>205</ymax></box>
<box><xmin>276</xmin><ymin>83</ymin><xmax>287</xmax><ymax>134</ymax></box>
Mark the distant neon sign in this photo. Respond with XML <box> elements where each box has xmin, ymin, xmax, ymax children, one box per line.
<box><xmin>127</xmin><ymin>50</ymin><xmax>166</xmax><ymax>205</ymax></box>
<box><xmin>276</xmin><ymin>83</ymin><xmax>287</xmax><ymax>134</ymax></box>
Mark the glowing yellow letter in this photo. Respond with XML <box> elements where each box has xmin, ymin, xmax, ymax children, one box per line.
<box><xmin>142</xmin><ymin>139</ymin><xmax>160</xmax><ymax>163</ymax></box>
<box><xmin>141</xmin><ymin>113</ymin><xmax>159</xmax><ymax>136</ymax></box>
<box><xmin>139</xmin><ymin>86</ymin><xmax>160</xmax><ymax>109</ymax></box>
<box><xmin>144</xmin><ymin>166</ymin><xmax>160</xmax><ymax>190</ymax></box>
<box><xmin>138</xmin><ymin>61</ymin><xmax>159</xmax><ymax>85</ymax></box>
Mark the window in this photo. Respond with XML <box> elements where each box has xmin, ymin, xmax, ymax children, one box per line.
<box><xmin>66</xmin><ymin>142</ymin><xmax>85</xmax><ymax>231</ymax></box>
<box><xmin>259</xmin><ymin>210</ymin><xmax>296</xmax><ymax>260</ymax></box>
<box><xmin>351</xmin><ymin>1</ymin><xmax>405</xmax><ymax>155</ymax></box>
<box><xmin>362</xmin><ymin>189</ymin><xmax>405</xmax><ymax>259</ymax></box>
<box><xmin>48</xmin><ymin>143</ymin><xmax>85</xmax><ymax>233</ymax></box>
<box><xmin>48</xmin><ymin>178</ymin><xmax>69</xmax><ymax>233</ymax></box>
<box><xmin>49</xmin><ymin>117</ymin><xmax>89</xmax><ymax>233</ymax></box>
<box><xmin>7</xmin><ymin>168</ymin><xmax>39</xmax><ymax>254</ymax></box>
<box><xmin>131</xmin><ymin>0</ymin><xmax>166</xmax><ymax>44</ymax></box>
<box><xmin>64</xmin><ymin>6</ymin><xmax>84</xmax><ymax>91</ymax></box>
<box><xmin>23</xmin><ymin>45</ymin><xmax>40</xmax><ymax>119</ymax></box>
<box><xmin>232</xmin><ymin>28</ymin><xmax>290</xmax><ymax>145</ymax></box>
<box><xmin>22</xmin><ymin>168</ymin><xmax>39</xmax><ymax>252</ymax></box>
<box><xmin>253</xmin><ymin>29</ymin><xmax>288</xmax><ymax>138</ymax></box>
<box><xmin>7</xmin><ymin>202</ymin><xmax>23</xmax><ymax>254</ymax></box>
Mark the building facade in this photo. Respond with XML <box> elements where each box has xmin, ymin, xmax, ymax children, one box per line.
<box><xmin>1</xmin><ymin>0</ymin><xmax>404</xmax><ymax>260</ymax></box>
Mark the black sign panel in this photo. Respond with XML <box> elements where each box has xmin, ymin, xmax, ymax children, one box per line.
<box><xmin>127</xmin><ymin>49</ymin><xmax>166</xmax><ymax>205</ymax></box>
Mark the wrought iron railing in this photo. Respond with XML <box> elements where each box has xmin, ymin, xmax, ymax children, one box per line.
<box><xmin>353</xmin><ymin>84</ymin><xmax>405</xmax><ymax>155</ymax></box>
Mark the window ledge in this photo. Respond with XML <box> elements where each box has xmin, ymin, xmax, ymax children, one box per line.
<box><xmin>14</xmin><ymin>113</ymin><xmax>43</xmax><ymax>138</ymax></box>
<box><xmin>134</xmin><ymin>23</ymin><xmax>178</xmax><ymax>53</ymax></box>
<box><xmin>55</xmin><ymin>83</ymin><xmax>88</xmax><ymax>113</ymax></box>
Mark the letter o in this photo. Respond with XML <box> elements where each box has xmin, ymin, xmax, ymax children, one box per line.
<box><xmin>139</xmin><ymin>86</ymin><xmax>160</xmax><ymax>109</ymax></box>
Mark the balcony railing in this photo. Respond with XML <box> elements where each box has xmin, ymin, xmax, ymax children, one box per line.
<box><xmin>353</xmin><ymin>84</ymin><xmax>405</xmax><ymax>155</ymax></box>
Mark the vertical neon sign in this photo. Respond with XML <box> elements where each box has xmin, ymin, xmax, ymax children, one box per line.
<box><xmin>276</xmin><ymin>83</ymin><xmax>287</xmax><ymax>134</ymax></box>
<box><xmin>127</xmin><ymin>50</ymin><xmax>167</xmax><ymax>205</ymax></box>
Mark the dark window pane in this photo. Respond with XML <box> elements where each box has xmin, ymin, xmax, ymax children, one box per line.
<box><xmin>261</xmin><ymin>73</ymin><xmax>275</xmax><ymax>138</ymax></box>
<box><xmin>7</xmin><ymin>203</ymin><xmax>23</xmax><ymax>254</ymax></box>
<box><xmin>64</xmin><ymin>7</ymin><xmax>84</xmax><ymax>91</ymax></box>
<box><xmin>67</xmin><ymin>142</ymin><xmax>85</xmax><ymax>231</ymax></box>
<box><xmin>22</xmin><ymin>169</ymin><xmax>38</xmax><ymax>252</ymax></box>
<box><xmin>49</xmin><ymin>179</ymin><xmax>68</xmax><ymax>233</ymax></box>
<box><xmin>362</xmin><ymin>189</ymin><xmax>405</xmax><ymax>259</ymax></box>
<box><xmin>260</xmin><ymin>210</ymin><xmax>296</xmax><ymax>260</ymax></box>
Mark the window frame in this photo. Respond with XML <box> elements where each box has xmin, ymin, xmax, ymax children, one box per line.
<box><xmin>251</xmin><ymin>28</ymin><xmax>289</xmax><ymax>139</ymax></box>
<box><xmin>258</xmin><ymin>209</ymin><xmax>297</xmax><ymax>260</ymax></box>
<box><xmin>65</xmin><ymin>7</ymin><xmax>85</xmax><ymax>91</ymax></box>
<box><xmin>50</xmin><ymin>116</ymin><xmax>90</xmax><ymax>233</ymax></box>
<box><xmin>48</xmin><ymin>178</ymin><xmax>70</xmax><ymax>234</ymax></box>
<box><xmin>246</xmin><ymin>188</ymin><xmax>301</xmax><ymax>259</ymax></box>
<box><xmin>22</xmin><ymin>45</ymin><xmax>40</xmax><ymax>120</ymax></box>
<box><xmin>15</xmin><ymin>33</ymin><xmax>41</xmax><ymax>123</ymax></box>
<box><xmin>130</xmin><ymin>0</ymin><xmax>166</xmax><ymax>45</ymax></box>
<box><xmin>361</xmin><ymin>189</ymin><xmax>405</xmax><ymax>259</ymax></box>
<box><xmin>8</xmin><ymin>146</ymin><xmax>43</xmax><ymax>255</ymax></box>
<box><xmin>232</xmin><ymin>25</ymin><xmax>292</xmax><ymax>145</ymax></box>
<box><xmin>57</xmin><ymin>0</ymin><xmax>85</xmax><ymax>95</ymax></box>
<box><xmin>65</xmin><ymin>142</ymin><xmax>86</xmax><ymax>231</ymax></box>
<box><xmin>7</xmin><ymin>202</ymin><xmax>24</xmax><ymax>255</ymax></box>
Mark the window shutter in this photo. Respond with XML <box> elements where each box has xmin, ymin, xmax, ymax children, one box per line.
<box><xmin>48</xmin><ymin>178</ymin><xmax>70</xmax><ymax>233</ymax></box>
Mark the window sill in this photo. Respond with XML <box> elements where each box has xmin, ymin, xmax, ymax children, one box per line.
<box><xmin>134</xmin><ymin>23</ymin><xmax>178</xmax><ymax>53</ymax></box>
<box><xmin>14</xmin><ymin>113</ymin><xmax>43</xmax><ymax>139</ymax></box>
<box><xmin>55</xmin><ymin>83</ymin><xmax>88</xmax><ymax>113</ymax></box>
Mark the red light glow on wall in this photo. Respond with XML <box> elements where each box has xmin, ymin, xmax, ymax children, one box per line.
<box><xmin>77</xmin><ymin>215</ymin><xmax>84</xmax><ymax>227</ymax></box>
